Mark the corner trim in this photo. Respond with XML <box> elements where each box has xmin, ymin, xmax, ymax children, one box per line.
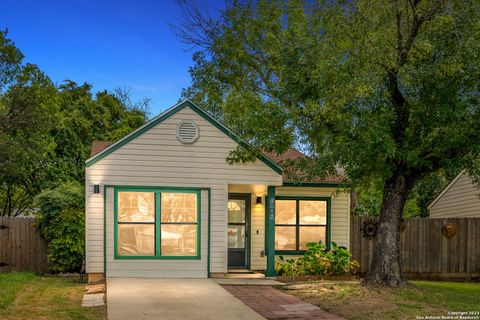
<box><xmin>265</xmin><ymin>186</ymin><xmax>276</xmax><ymax>277</ymax></box>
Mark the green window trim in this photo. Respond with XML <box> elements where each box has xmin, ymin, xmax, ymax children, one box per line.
<box><xmin>113</xmin><ymin>186</ymin><xmax>201</xmax><ymax>260</ymax></box>
<box><xmin>274</xmin><ymin>196</ymin><xmax>331</xmax><ymax>255</ymax></box>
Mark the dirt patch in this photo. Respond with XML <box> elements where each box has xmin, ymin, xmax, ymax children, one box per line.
<box><xmin>280</xmin><ymin>280</ymin><xmax>451</xmax><ymax>320</ymax></box>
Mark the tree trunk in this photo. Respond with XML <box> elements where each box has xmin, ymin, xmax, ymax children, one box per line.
<box><xmin>364</xmin><ymin>170</ymin><xmax>415</xmax><ymax>287</ymax></box>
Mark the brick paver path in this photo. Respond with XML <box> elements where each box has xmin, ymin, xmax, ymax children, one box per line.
<box><xmin>222</xmin><ymin>285</ymin><xmax>344</xmax><ymax>320</ymax></box>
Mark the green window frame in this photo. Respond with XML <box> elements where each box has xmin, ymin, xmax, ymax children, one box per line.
<box><xmin>114</xmin><ymin>186</ymin><xmax>201</xmax><ymax>260</ymax></box>
<box><xmin>274</xmin><ymin>196</ymin><xmax>331</xmax><ymax>255</ymax></box>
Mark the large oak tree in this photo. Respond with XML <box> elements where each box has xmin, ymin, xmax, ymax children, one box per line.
<box><xmin>177</xmin><ymin>0</ymin><xmax>480</xmax><ymax>286</ymax></box>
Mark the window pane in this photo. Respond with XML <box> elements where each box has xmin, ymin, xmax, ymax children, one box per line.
<box><xmin>228</xmin><ymin>225</ymin><xmax>245</xmax><ymax>249</ymax></box>
<box><xmin>299</xmin><ymin>201</ymin><xmax>326</xmax><ymax>225</ymax></box>
<box><xmin>161</xmin><ymin>224</ymin><xmax>197</xmax><ymax>256</ymax></box>
<box><xmin>299</xmin><ymin>226</ymin><xmax>326</xmax><ymax>250</ymax></box>
<box><xmin>118</xmin><ymin>224</ymin><xmax>154</xmax><ymax>255</ymax></box>
<box><xmin>161</xmin><ymin>193</ymin><xmax>197</xmax><ymax>223</ymax></box>
<box><xmin>275</xmin><ymin>200</ymin><xmax>296</xmax><ymax>224</ymax></box>
<box><xmin>118</xmin><ymin>192</ymin><xmax>155</xmax><ymax>222</ymax></box>
<box><xmin>275</xmin><ymin>226</ymin><xmax>296</xmax><ymax>250</ymax></box>
<box><xmin>228</xmin><ymin>200</ymin><xmax>245</xmax><ymax>223</ymax></box>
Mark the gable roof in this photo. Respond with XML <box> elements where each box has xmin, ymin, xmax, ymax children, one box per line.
<box><xmin>428</xmin><ymin>170</ymin><xmax>466</xmax><ymax>210</ymax></box>
<box><xmin>85</xmin><ymin>99</ymin><xmax>283</xmax><ymax>175</ymax></box>
<box><xmin>263</xmin><ymin>149</ymin><xmax>345</xmax><ymax>185</ymax></box>
<box><xmin>90</xmin><ymin>140</ymin><xmax>344</xmax><ymax>185</ymax></box>
<box><xmin>89</xmin><ymin>141</ymin><xmax>114</xmax><ymax>158</ymax></box>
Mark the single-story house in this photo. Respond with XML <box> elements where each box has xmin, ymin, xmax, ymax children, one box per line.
<box><xmin>429</xmin><ymin>170</ymin><xmax>480</xmax><ymax>218</ymax></box>
<box><xmin>85</xmin><ymin>99</ymin><xmax>350</xmax><ymax>280</ymax></box>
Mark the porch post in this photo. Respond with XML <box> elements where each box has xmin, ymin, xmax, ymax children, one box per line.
<box><xmin>265</xmin><ymin>186</ymin><xmax>276</xmax><ymax>276</ymax></box>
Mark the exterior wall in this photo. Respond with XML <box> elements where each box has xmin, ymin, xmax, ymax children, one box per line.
<box><xmin>250</xmin><ymin>195</ymin><xmax>266</xmax><ymax>270</ymax></box>
<box><xmin>224</xmin><ymin>186</ymin><xmax>351</xmax><ymax>271</ymax></box>
<box><xmin>85</xmin><ymin>106</ymin><xmax>282</xmax><ymax>277</ymax></box>
<box><xmin>104</xmin><ymin>187</ymin><xmax>208</xmax><ymax>277</ymax></box>
<box><xmin>275</xmin><ymin>186</ymin><xmax>351</xmax><ymax>249</ymax></box>
<box><xmin>429</xmin><ymin>172</ymin><xmax>480</xmax><ymax>218</ymax></box>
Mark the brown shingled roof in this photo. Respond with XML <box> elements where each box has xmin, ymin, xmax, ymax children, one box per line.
<box><xmin>89</xmin><ymin>141</ymin><xmax>345</xmax><ymax>184</ymax></box>
<box><xmin>89</xmin><ymin>141</ymin><xmax>114</xmax><ymax>158</ymax></box>
<box><xmin>262</xmin><ymin>148</ymin><xmax>306</xmax><ymax>163</ymax></box>
<box><xmin>263</xmin><ymin>148</ymin><xmax>345</xmax><ymax>183</ymax></box>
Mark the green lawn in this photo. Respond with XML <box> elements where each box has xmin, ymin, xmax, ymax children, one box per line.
<box><xmin>282</xmin><ymin>280</ymin><xmax>480</xmax><ymax>320</ymax></box>
<box><xmin>0</xmin><ymin>273</ymin><xmax>106</xmax><ymax>320</ymax></box>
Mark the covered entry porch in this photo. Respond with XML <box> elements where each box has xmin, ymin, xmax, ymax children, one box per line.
<box><xmin>225</xmin><ymin>184</ymin><xmax>276</xmax><ymax>277</ymax></box>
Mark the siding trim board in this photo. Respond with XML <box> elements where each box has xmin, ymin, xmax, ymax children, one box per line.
<box><xmin>283</xmin><ymin>181</ymin><xmax>347</xmax><ymax>188</ymax></box>
<box><xmin>266</xmin><ymin>186</ymin><xmax>276</xmax><ymax>276</ymax></box>
<box><xmin>85</xmin><ymin>99</ymin><xmax>283</xmax><ymax>175</ymax></box>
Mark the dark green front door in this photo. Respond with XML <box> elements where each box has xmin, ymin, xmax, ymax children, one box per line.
<box><xmin>227</xmin><ymin>194</ymin><xmax>250</xmax><ymax>268</ymax></box>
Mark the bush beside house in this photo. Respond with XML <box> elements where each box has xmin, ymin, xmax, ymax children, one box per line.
<box><xmin>276</xmin><ymin>242</ymin><xmax>359</xmax><ymax>277</ymax></box>
<box><xmin>35</xmin><ymin>182</ymin><xmax>85</xmax><ymax>273</ymax></box>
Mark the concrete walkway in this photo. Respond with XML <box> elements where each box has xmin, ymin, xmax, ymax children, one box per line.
<box><xmin>107</xmin><ymin>278</ymin><xmax>265</xmax><ymax>320</ymax></box>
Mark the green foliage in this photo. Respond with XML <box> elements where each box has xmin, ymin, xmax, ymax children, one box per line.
<box><xmin>0</xmin><ymin>57</ymin><xmax>59</xmax><ymax>216</ymax></box>
<box><xmin>53</xmin><ymin>83</ymin><xmax>149</xmax><ymax>183</ymax></box>
<box><xmin>181</xmin><ymin>0</ymin><xmax>480</xmax><ymax>201</ymax></box>
<box><xmin>0</xmin><ymin>30</ymin><xmax>149</xmax><ymax>216</ymax></box>
<box><xmin>35</xmin><ymin>182</ymin><xmax>85</xmax><ymax>273</ymax></box>
<box><xmin>275</xmin><ymin>242</ymin><xmax>359</xmax><ymax>276</ymax></box>
<box><xmin>179</xmin><ymin>2</ymin><xmax>480</xmax><ymax>282</ymax></box>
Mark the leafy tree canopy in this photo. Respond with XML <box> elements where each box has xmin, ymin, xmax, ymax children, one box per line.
<box><xmin>0</xmin><ymin>30</ymin><xmax>149</xmax><ymax>216</ymax></box>
<box><xmin>178</xmin><ymin>0</ymin><xmax>480</xmax><ymax>285</ymax></box>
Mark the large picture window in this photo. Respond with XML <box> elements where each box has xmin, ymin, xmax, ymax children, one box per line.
<box><xmin>274</xmin><ymin>197</ymin><xmax>330</xmax><ymax>253</ymax></box>
<box><xmin>114</xmin><ymin>187</ymin><xmax>200</xmax><ymax>259</ymax></box>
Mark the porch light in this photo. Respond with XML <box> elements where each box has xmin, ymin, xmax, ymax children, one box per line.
<box><xmin>93</xmin><ymin>185</ymin><xmax>100</xmax><ymax>194</ymax></box>
<box><xmin>256</xmin><ymin>196</ymin><xmax>262</xmax><ymax>205</ymax></box>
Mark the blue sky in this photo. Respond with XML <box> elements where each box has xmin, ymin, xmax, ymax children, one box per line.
<box><xmin>1</xmin><ymin>0</ymin><xmax>224</xmax><ymax>115</ymax></box>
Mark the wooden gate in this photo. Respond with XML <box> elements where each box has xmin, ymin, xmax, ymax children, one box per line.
<box><xmin>350</xmin><ymin>216</ymin><xmax>480</xmax><ymax>279</ymax></box>
<box><xmin>0</xmin><ymin>217</ymin><xmax>48</xmax><ymax>274</ymax></box>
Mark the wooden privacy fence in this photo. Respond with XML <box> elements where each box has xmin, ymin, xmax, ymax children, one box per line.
<box><xmin>0</xmin><ymin>217</ymin><xmax>48</xmax><ymax>274</ymax></box>
<box><xmin>350</xmin><ymin>216</ymin><xmax>480</xmax><ymax>279</ymax></box>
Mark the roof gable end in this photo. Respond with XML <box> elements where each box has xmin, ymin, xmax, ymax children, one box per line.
<box><xmin>85</xmin><ymin>99</ymin><xmax>283</xmax><ymax>175</ymax></box>
<box><xmin>428</xmin><ymin>170</ymin><xmax>466</xmax><ymax>210</ymax></box>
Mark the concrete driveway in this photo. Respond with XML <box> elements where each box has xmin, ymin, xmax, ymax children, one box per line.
<box><xmin>107</xmin><ymin>278</ymin><xmax>265</xmax><ymax>320</ymax></box>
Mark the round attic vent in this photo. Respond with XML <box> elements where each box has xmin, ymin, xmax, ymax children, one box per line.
<box><xmin>176</xmin><ymin>120</ymin><xmax>199</xmax><ymax>144</ymax></box>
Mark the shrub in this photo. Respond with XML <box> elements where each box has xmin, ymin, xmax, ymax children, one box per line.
<box><xmin>275</xmin><ymin>241</ymin><xmax>359</xmax><ymax>276</ymax></box>
<box><xmin>35</xmin><ymin>182</ymin><xmax>84</xmax><ymax>273</ymax></box>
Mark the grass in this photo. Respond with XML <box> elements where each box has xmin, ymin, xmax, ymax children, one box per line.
<box><xmin>282</xmin><ymin>280</ymin><xmax>480</xmax><ymax>320</ymax></box>
<box><xmin>0</xmin><ymin>273</ymin><xmax>106</xmax><ymax>320</ymax></box>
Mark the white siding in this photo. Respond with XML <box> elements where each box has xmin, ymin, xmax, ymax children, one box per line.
<box><xmin>105</xmin><ymin>188</ymin><xmax>209</xmax><ymax>278</ymax></box>
<box><xmin>85</xmin><ymin>107</ymin><xmax>282</xmax><ymax>276</ymax></box>
<box><xmin>430</xmin><ymin>172</ymin><xmax>480</xmax><ymax>218</ymax></box>
<box><xmin>225</xmin><ymin>186</ymin><xmax>351</xmax><ymax>271</ymax></box>
<box><xmin>276</xmin><ymin>187</ymin><xmax>351</xmax><ymax>249</ymax></box>
<box><xmin>250</xmin><ymin>195</ymin><xmax>266</xmax><ymax>270</ymax></box>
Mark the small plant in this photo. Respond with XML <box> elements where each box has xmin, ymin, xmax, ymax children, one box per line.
<box><xmin>275</xmin><ymin>241</ymin><xmax>359</xmax><ymax>276</ymax></box>
<box><xmin>35</xmin><ymin>182</ymin><xmax>85</xmax><ymax>273</ymax></box>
